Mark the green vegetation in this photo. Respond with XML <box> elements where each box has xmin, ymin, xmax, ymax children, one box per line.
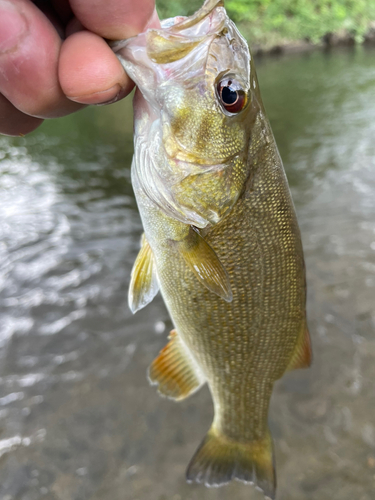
<box><xmin>156</xmin><ymin>0</ymin><xmax>375</xmax><ymax>49</ymax></box>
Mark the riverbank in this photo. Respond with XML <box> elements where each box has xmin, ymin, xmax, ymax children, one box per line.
<box><xmin>250</xmin><ymin>23</ymin><xmax>375</xmax><ymax>56</ymax></box>
<box><xmin>251</xmin><ymin>25</ymin><xmax>375</xmax><ymax>56</ymax></box>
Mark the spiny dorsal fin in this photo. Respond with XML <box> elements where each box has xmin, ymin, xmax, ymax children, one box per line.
<box><xmin>174</xmin><ymin>227</ymin><xmax>232</xmax><ymax>302</ymax></box>
<box><xmin>148</xmin><ymin>330</ymin><xmax>205</xmax><ymax>401</ymax></box>
<box><xmin>186</xmin><ymin>427</ymin><xmax>276</xmax><ymax>499</ymax></box>
<box><xmin>287</xmin><ymin>325</ymin><xmax>312</xmax><ymax>372</ymax></box>
<box><xmin>128</xmin><ymin>234</ymin><xmax>159</xmax><ymax>314</ymax></box>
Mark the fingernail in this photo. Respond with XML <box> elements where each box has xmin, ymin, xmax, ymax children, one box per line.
<box><xmin>95</xmin><ymin>86</ymin><xmax>130</xmax><ymax>106</ymax></box>
<box><xmin>0</xmin><ymin>1</ymin><xmax>28</xmax><ymax>53</ymax></box>
<box><xmin>67</xmin><ymin>84</ymin><xmax>123</xmax><ymax>105</ymax></box>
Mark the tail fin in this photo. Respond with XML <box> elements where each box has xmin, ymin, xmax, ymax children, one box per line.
<box><xmin>186</xmin><ymin>427</ymin><xmax>276</xmax><ymax>500</ymax></box>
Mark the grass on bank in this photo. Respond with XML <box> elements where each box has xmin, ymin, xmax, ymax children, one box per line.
<box><xmin>156</xmin><ymin>0</ymin><xmax>375</xmax><ymax>49</ymax></box>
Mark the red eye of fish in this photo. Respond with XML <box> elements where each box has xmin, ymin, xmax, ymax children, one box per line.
<box><xmin>217</xmin><ymin>78</ymin><xmax>247</xmax><ymax>114</ymax></box>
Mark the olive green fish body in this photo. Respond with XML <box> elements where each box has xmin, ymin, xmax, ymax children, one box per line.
<box><xmin>151</xmin><ymin>117</ymin><xmax>306</xmax><ymax>441</ymax></box>
<box><xmin>131</xmin><ymin>113</ymin><xmax>308</xmax><ymax>496</ymax></box>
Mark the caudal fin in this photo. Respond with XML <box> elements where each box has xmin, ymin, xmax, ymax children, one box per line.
<box><xmin>186</xmin><ymin>427</ymin><xmax>276</xmax><ymax>500</ymax></box>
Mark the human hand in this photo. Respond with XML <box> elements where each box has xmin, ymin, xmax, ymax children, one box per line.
<box><xmin>0</xmin><ymin>0</ymin><xmax>160</xmax><ymax>136</ymax></box>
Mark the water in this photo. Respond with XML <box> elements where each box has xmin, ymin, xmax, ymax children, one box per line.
<box><xmin>0</xmin><ymin>46</ymin><xmax>375</xmax><ymax>500</ymax></box>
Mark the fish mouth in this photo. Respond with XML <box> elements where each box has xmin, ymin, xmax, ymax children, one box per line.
<box><xmin>168</xmin><ymin>0</ymin><xmax>224</xmax><ymax>32</ymax></box>
<box><xmin>111</xmin><ymin>0</ymin><xmax>226</xmax><ymax>58</ymax></box>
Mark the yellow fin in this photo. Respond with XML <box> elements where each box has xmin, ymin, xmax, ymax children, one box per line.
<box><xmin>287</xmin><ymin>325</ymin><xmax>312</xmax><ymax>372</ymax></box>
<box><xmin>175</xmin><ymin>227</ymin><xmax>233</xmax><ymax>302</ymax></box>
<box><xmin>148</xmin><ymin>330</ymin><xmax>205</xmax><ymax>401</ymax></box>
<box><xmin>128</xmin><ymin>234</ymin><xmax>159</xmax><ymax>314</ymax></box>
<box><xmin>186</xmin><ymin>427</ymin><xmax>276</xmax><ymax>499</ymax></box>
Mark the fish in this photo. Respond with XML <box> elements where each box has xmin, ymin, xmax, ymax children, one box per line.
<box><xmin>112</xmin><ymin>0</ymin><xmax>311</xmax><ymax>498</ymax></box>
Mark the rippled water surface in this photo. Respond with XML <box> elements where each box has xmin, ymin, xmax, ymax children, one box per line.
<box><xmin>0</xmin><ymin>47</ymin><xmax>375</xmax><ymax>500</ymax></box>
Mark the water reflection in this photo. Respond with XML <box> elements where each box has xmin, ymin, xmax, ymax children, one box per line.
<box><xmin>0</xmin><ymin>47</ymin><xmax>374</xmax><ymax>500</ymax></box>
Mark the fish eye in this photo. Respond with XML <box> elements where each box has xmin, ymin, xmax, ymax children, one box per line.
<box><xmin>217</xmin><ymin>78</ymin><xmax>247</xmax><ymax>114</ymax></box>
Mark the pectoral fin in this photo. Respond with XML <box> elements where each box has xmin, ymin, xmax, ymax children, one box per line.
<box><xmin>128</xmin><ymin>234</ymin><xmax>159</xmax><ymax>314</ymax></box>
<box><xmin>174</xmin><ymin>227</ymin><xmax>233</xmax><ymax>302</ymax></box>
<box><xmin>148</xmin><ymin>330</ymin><xmax>205</xmax><ymax>401</ymax></box>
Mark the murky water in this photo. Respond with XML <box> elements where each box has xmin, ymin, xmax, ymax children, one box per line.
<box><xmin>0</xmin><ymin>46</ymin><xmax>375</xmax><ymax>500</ymax></box>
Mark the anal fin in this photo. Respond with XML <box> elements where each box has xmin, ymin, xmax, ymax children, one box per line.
<box><xmin>148</xmin><ymin>330</ymin><xmax>205</xmax><ymax>401</ymax></box>
<box><xmin>128</xmin><ymin>234</ymin><xmax>159</xmax><ymax>314</ymax></box>
<box><xmin>287</xmin><ymin>325</ymin><xmax>312</xmax><ymax>372</ymax></box>
<box><xmin>174</xmin><ymin>226</ymin><xmax>232</xmax><ymax>302</ymax></box>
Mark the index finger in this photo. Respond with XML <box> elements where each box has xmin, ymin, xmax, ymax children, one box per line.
<box><xmin>69</xmin><ymin>0</ymin><xmax>160</xmax><ymax>40</ymax></box>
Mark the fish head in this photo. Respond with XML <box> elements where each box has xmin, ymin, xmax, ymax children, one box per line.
<box><xmin>113</xmin><ymin>0</ymin><xmax>260</xmax><ymax>228</ymax></box>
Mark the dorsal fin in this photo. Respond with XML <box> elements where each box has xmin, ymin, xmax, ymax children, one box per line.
<box><xmin>287</xmin><ymin>325</ymin><xmax>312</xmax><ymax>372</ymax></box>
<box><xmin>128</xmin><ymin>234</ymin><xmax>159</xmax><ymax>314</ymax></box>
<box><xmin>173</xmin><ymin>226</ymin><xmax>232</xmax><ymax>302</ymax></box>
<box><xmin>148</xmin><ymin>330</ymin><xmax>205</xmax><ymax>401</ymax></box>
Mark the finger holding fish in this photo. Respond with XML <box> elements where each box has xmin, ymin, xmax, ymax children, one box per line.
<box><xmin>59</xmin><ymin>0</ymin><xmax>161</xmax><ymax>105</ymax></box>
<box><xmin>0</xmin><ymin>0</ymin><xmax>160</xmax><ymax>136</ymax></box>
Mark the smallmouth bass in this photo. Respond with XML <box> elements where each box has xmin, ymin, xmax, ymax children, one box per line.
<box><xmin>113</xmin><ymin>1</ymin><xmax>311</xmax><ymax>498</ymax></box>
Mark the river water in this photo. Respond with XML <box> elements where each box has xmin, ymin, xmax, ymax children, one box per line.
<box><xmin>0</xmin><ymin>46</ymin><xmax>374</xmax><ymax>500</ymax></box>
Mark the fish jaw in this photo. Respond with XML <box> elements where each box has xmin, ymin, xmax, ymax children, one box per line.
<box><xmin>113</xmin><ymin>0</ymin><xmax>258</xmax><ymax>228</ymax></box>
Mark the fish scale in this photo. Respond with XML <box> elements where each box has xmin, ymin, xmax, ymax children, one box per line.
<box><xmin>114</xmin><ymin>1</ymin><xmax>311</xmax><ymax>497</ymax></box>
